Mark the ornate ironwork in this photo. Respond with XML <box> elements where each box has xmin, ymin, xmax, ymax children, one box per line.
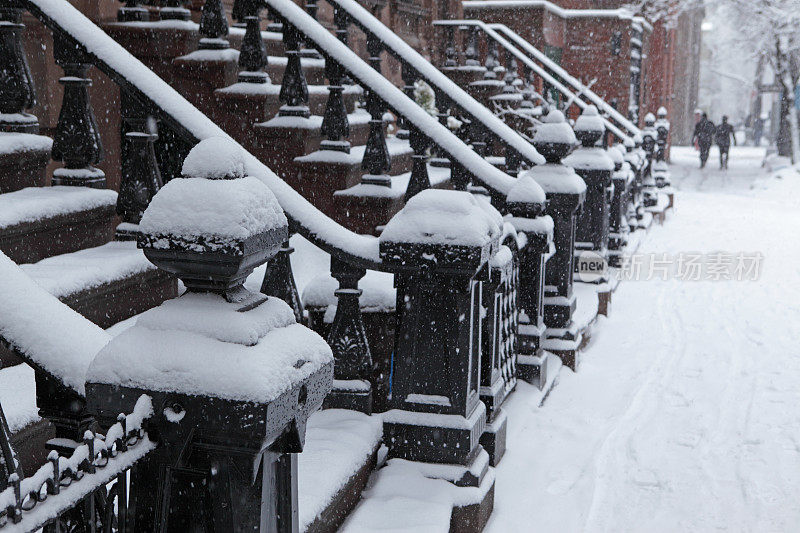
<box><xmin>51</xmin><ymin>35</ymin><xmax>105</xmax><ymax>188</ymax></box>
<box><xmin>320</xmin><ymin>57</ymin><xmax>350</xmax><ymax>153</ymax></box>
<box><xmin>405</xmin><ymin>125</ymin><xmax>430</xmax><ymax>202</ymax></box>
<box><xmin>0</xmin><ymin>7</ymin><xmax>38</xmax><ymax>133</ymax></box>
<box><xmin>361</xmin><ymin>35</ymin><xmax>391</xmax><ymax>187</ymax></box>
<box><xmin>238</xmin><ymin>13</ymin><xmax>270</xmax><ymax>83</ymax></box>
<box><xmin>0</xmin><ymin>396</ymin><xmax>155</xmax><ymax>532</ymax></box>
<box><xmin>444</xmin><ymin>26</ymin><xmax>456</xmax><ymax>67</ymax></box>
<box><xmin>278</xmin><ymin>22</ymin><xmax>310</xmax><ymax>118</ymax></box>
<box><xmin>396</xmin><ymin>61</ymin><xmax>416</xmax><ymax>140</ymax></box>
<box><xmin>260</xmin><ymin>240</ymin><xmax>304</xmax><ymax>323</ymax></box>
<box><xmin>117</xmin><ymin>129</ymin><xmax>163</xmax><ymax>229</ymax></box>
<box><xmin>484</xmin><ymin>39</ymin><xmax>500</xmax><ymax>80</ymax></box>
<box><xmin>327</xmin><ymin>258</ymin><xmax>372</xmax><ymax>381</ymax></box>
<box><xmin>464</xmin><ymin>26</ymin><xmax>480</xmax><ymax>67</ymax></box>
<box><xmin>198</xmin><ymin>0</ymin><xmax>229</xmax><ymax>50</ymax></box>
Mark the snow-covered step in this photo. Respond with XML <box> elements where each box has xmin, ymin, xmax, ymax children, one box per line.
<box><xmin>20</xmin><ymin>240</ymin><xmax>177</xmax><ymax>329</ymax></box>
<box><xmin>296</xmin><ymin>136</ymin><xmax>415</xmax><ymax>193</ymax></box>
<box><xmin>332</xmin><ymin>164</ymin><xmax>452</xmax><ymax>234</ymax></box>
<box><xmin>0</xmin><ymin>186</ymin><xmax>117</xmax><ymax>264</ymax></box>
<box><xmin>0</xmin><ymin>132</ymin><xmax>52</xmax><ymax>194</ymax></box>
<box><xmin>299</xmin><ymin>409</ymin><xmax>382</xmax><ymax>532</ymax></box>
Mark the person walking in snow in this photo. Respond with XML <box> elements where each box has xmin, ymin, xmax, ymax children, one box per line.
<box><xmin>692</xmin><ymin>113</ymin><xmax>716</xmax><ymax>169</ymax></box>
<box><xmin>715</xmin><ymin>115</ymin><xmax>736</xmax><ymax>169</ymax></box>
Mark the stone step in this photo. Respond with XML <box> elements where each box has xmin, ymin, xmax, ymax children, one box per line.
<box><xmin>171</xmin><ymin>49</ymin><xmax>326</xmax><ymax>118</ymax></box>
<box><xmin>0</xmin><ymin>186</ymin><xmax>117</xmax><ymax>265</ymax></box>
<box><xmin>332</xmin><ymin>163</ymin><xmax>453</xmax><ymax>234</ymax></box>
<box><xmin>213</xmin><ymin>83</ymin><xmax>362</xmax><ymax>143</ymax></box>
<box><xmin>294</xmin><ymin>136</ymin><xmax>414</xmax><ymax>195</ymax></box>
<box><xmin>20</xmin><ymin>240</ymin><xmax>178</xmax><ymax>328</ymax></box>
<box><xmin>251</xmin><ymin>110</ymin><xmax>372</xmax><ymax>180</ymax></box>
<box><xmin>0</xmin><ymin>241</ymin><xmax>178</xmax><ymax>368</ymax></box>
<box><xmin>0</xmin><ymin>133</ymin><xmax>52</xmax><ymax>194</ymax></box>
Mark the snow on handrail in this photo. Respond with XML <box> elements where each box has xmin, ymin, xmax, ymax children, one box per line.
<box><xmin>462</xmin><ymin>0</ymin><xmax>653</xmax><ymax>31</ymax></box>
<box><xmin>433</xmin><ymin>20</ymin><xmax>632</xmax><ymax>141</ymax></box>
<box><xmin>266</xmin><ymin>0</ymin><xmax>536</xmax><ymax>195</ymax></box>
<box><xmin>320</xmin><ymin>0</ymin><xmax>545</xmax><ymax>167</ymax></box>
<box><xmin>0</xmin><ymin>251</ymin><xmax>110</xmax><ymax>396</ymax></box>
<box><xmin>489</xmin><ymin>23</ymin><xmax>642</xmax><ymax>136</ymax></box>
<box><xmin>20</xmin><ymin>0</ymin><xmax>383</xmax><ymax>268</ymax></box>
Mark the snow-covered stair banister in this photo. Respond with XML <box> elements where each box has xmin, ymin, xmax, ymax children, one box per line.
<box><xmin>433</xmin><ymin>19</ymin><xmax>634</xmax><ymax>141</ymax></box>
<box><xmin>0</xmin><ymin>250</ymin><xmax>110</xmax><ymax>396</ymax></box>
<box><xmin>85</xmin><ymin>138</ymin><xmax>334</xmax><ymax>532</ymax></box>
<box><xmin>18</xmin><ymin>0</ymin><xmax>381</xmax><ymax>267</ymax></box>
<box><xmin>321</xmin><ymin>0</ymin><xmax>546</xmax><ymax>168</ymax></box>
<box><xmin>263</xmin><ymin>0</ymin><xmax>549</xmax><ymax>196</ymax></box>
<box><xmin>490</xmin><ymin>22</ymin><xmax>642</xmax><ymax>136</ymax></box>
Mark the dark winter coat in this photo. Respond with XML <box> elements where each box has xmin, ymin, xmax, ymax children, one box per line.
<box><xmin>693</xmin><ymin>118</ymin><xmax>716</xmax><ymax>147</ymax></box>
<box><xmin>716</xmin><ymin>122</ymin><xmax>736</xmax><ymax>147</ymax></box>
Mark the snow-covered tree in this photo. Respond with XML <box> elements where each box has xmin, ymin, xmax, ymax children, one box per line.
<box><xmin>630</xmin><ymin>0</ymin><xmax>800</xmax><ymax>160</ymax></box>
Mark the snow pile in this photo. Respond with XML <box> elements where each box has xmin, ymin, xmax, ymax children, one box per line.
<box><xmin>341</xmin><ymin>454</ymin><xmax>495</xmax><ymax>532</ymax></box>
<box><xmin>136</xmin><ymin>293</ymin><xmax>295</xmax><ymax>346</ymax></box>
<box><xmin>0</xmin><ymin>251</ymin><xmax>110</xmax><ymax>395</ymax></box>
<box><xmin>523</xmin><ymin>164</ymin><xmax>587</xmax><ymax>195</ymax></box>
<box><xmin>505</xmin><ymin>213</ymin><xmax>554</xmax><ymax>238</ymax></box>
<box><xmin>573</xmin><ymin>105</ymin><xmax>605</xmax><ymax>133</ymax></box>
<box><xmin>506</xmin><ymin>174</ymin><xmax>547</xmax><ymax>204</ymax></box>
<box><xmin>0</xmin><ymin>187</ymin><xmax>116</xmax><ymax>228</ymax></box>
<box><xmin>380</xmin><ymin>189</ymin><xmax>502</xmax><ymax>246</ymax></box>
<box><xmin>87</xmin><ymin>295</ymin><xmax>332</xmax><ymax>403</ymax></box>
<box><xmin>180</xmin><ymin>136</ymin><xmax>246</xmax><ymax>179</ymax></box>
<box><xmin>140</xmin><ymin>138</ymin><xmax>287</xmax><ymax>241</ymax></box>
<box><xmin>607</xmin><ymin>145</ymin><xmax>625</xmax><ymax>169</ymax></box>
<box><xmin>298</xmin><ymin>409</ymin><xmax>383</xmax><ymax>530</ymax></box>
<box><xmin>0</xmin><ymin>132</ymin><xmax>53</xmax><ymax>154</ymax></box>
<box><xmin>534</xmin><ymin>110</ymin><xmax>577</xmax><ymax>145</ymax></box>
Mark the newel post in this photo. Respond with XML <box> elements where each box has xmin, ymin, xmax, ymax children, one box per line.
<box><xmin>526</xmin><ymin>110</ymin><xmax>586</xmax><ymax>370</ymax></box>
<box><xmin>505</xmin><ymin>176</ymin><xmax>553</xmax><ymax>389</ymax></box>
<box><xmin>607</xmin><ymin>145</ymin><xmax>631</xmax><ymax>267</ymax></box>
<box><xmin>380</xmin><ymin>189</ymin><xmax>499</xmax><ymax>491</ymax></box>
<box><xmin>565</xmin><ymin>105</ymin><xmax>615</xmax><ymax>269</ymax></box>
<box><xmin>86</xmin><ymin>138</ymin><xmax>333</xmax><ymax>532</ymax></box>
<box><xmin>0</xmin><ymin>7</ymin><xmax>38</xmax><ymax>133</ymax></box>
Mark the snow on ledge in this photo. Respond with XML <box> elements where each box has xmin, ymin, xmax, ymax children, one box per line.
<box><xmin>0</xmin><ymin>132</ymin><xmax>53</xmax><ymax>154</ymax></box>
<box><xmin>298</xmin><ymin>409</ymin><xmax>382</xmax><ymax>530</ymax></box>
<box><xmin>87</xmin><ymin>296</ymin><xmax>332</xmax><ymax>403</ymax></box>
<box><xmin>0</xmin><ymin>251</ymin><xmax>110</xmax><ymax>395</ymax></box>
<box><xmin>0</xmin><ymin>186</ymin><xmax>116</xmax><ymax>229</ymax></box>
<box><xmin>380</xmin><ymin>190</ymin><xmax>502</xmax><ymax>247</ymax></box>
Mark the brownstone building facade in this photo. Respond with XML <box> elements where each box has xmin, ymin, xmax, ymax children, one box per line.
<box><xmin>463</xmin><ymin>0</ymin><xmax>703</xmax><ymax>143</ymax></box>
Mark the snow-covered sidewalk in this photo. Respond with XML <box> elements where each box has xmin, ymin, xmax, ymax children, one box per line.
<box><xmin>489</xmin><ymin>146</ymin><xmax>800</xmax><ymax>532</ymax></box>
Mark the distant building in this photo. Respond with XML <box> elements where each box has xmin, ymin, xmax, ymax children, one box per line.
<box><xmin>462</xmin><ymin>0</ymin><xmax>703</xmax><ymax>144</ymax></box>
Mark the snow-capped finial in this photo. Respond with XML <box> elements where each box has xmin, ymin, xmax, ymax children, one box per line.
<box><xmin>543</xmin><ymin>109</ymin><xmax>566</xmax><ymax>124</ymax></box>
<box><xmin>506</xmin><ymin>173</ymin><xmax>546</xmax><ymax>206</ymax></box>
<box><xmin>533</xmin><ymin>109</ymin><xmax>578</xmax><ymax>162</ymax></box>
<box><xmin>573</xmin><ymin>106</ymin><xmax>605</xmax><ymax>145</ymax></box>
<box><xmin>182</xmin><ymin>137</ymin><xmax>246</xmax><ymax>180</ymax></box>
<box><xmin>644</xmin><ymin>112</ymin><xmax>656</xmax><ymax>125</ymax></box>
<box><xmin>657</xmin><ymin>106</ymin><xmax>667</xmax><ymax>117</ymax></box>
